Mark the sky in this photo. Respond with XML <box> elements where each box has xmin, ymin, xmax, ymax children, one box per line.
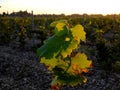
<box><xmin>0</xmin><ymin>0</ymin><xmax>120</xmax><ymax>15</ymax></box>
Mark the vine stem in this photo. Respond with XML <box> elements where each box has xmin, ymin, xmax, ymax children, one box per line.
<box><xmin>63</xmin><ymin>57</ymin><xmax>71</xmax><ymax>74</ymax></box>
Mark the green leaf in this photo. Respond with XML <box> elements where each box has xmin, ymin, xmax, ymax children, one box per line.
<box><xmin>55</xmin><ymin>25</ymin><xmax>69</xmax><ymax>37</ymax></box>
<box><xmin>37</xmin><ymin>34</ymin><xmax>72</xmax><ymax>59</ymax></box>
<box><xmin>37</xmin><ymin>21</ymin><xmax>73</xmax><ymax>59</ymax></box>
<box><xmin>53</xmin><ymin>73</ymin><xmax>85</xmax><ymax>86</ymax></box>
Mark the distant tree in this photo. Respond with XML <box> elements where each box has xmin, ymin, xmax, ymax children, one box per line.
<box><xmin>10</xmin><ymin>10</ymin><xmax>31</xmax><ymax>17</ymax></box>
<box><xmin>2</xmin><ymin>12</ymin><xmax>6</xmax><ymax>16</ymax></box>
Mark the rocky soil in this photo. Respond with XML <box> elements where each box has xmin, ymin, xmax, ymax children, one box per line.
<box><xmin>0</xmin><ymin>42</ymin><xmax>120</xmax><ymax>90</ymax></box>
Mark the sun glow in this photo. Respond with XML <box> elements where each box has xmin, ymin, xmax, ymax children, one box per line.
<box><xmin>0</xmin><ymin>0</ymin><xmax>120</xmax><ymax>15</ymax></box>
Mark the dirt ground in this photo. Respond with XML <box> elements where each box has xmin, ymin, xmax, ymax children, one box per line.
<box><xmin>0</xmin><ymin>42</ymin><xmax>120</xmax><ymax>90</ymax></box>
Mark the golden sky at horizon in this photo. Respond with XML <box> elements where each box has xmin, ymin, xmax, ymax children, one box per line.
<box><xmin>0</xmin><ymin>0</ymin><xmax>120</xmax><ymax>15</ymax></box>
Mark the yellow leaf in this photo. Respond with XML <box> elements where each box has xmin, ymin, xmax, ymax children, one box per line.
<box><xmin>67</xmin><ymin>53</ymin><xmax>92</xmax><ymax>74</ymax></box>
<box><xmin>68</xmin><ymin>40</ymin><xmax>78</xmax><ymax>50</ymax></box>
<box><xmin>71</xmin><ymin>53</ymin><xmax>92</xmax><ymax>68</ymax></box>
<box><xmin>65</xmin><ymin>37</ymin><xmax>70</xmax><ymax>41</ymax></box>
<box><xmin>56</xmin><ymin>22</ymin><xmax>66</xmax><ymax>31</ymax></box>
<box><xmin>61</xmin><ymin>50</ymin><xmax>68</xmax><ymax>58</ymax></box>
<box><xmin>71</xmin><ymin>25</ymin><xmax>86</xmax><ymax>42</ymax></box>
<box><xmin>40</xmin><ymin>57</ymin><xmax>58</xmax><ymax>71</ymax></box>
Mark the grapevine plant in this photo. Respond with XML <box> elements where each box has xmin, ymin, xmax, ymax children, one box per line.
<box><xmin>37</xmin><ymin>20</ymin><xmax>92</xmax><ymax>89</ymax></box>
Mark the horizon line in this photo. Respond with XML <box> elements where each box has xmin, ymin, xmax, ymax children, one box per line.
<box><xmin>0</xmin><ymin>10</ymin><xmax>120</xmax><ymax>16</ymax></box>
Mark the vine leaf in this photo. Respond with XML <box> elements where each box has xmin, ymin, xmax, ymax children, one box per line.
<box><xmin>40</xmin><ymin>56</ymin><xmax>68</xmax><ymax>71</ymax></box>
<box><xmin>71</xmin><ymin>53</ymin><xmax>92</xmax><ymax>68</ymax></box>
<box><xmin>50</xmin><ymin>20</ymin><xmax>68</xmax><ymax>27</ymax></box>
<box><xmin>66</xmin><ymin>52</ymin><xmax>92</xmax><ymax>75</ymax></box>
<box><xmin>37</xmin><ymin>20</ymin><xmax>92</xmax><ymax>88</ymax></box>
<box><xmin>37</xmin><ymin>35</ymin><xmax>71</xmax><ymax>59</ymax></box>
<box><xmin>52</xmin><ymin>74</ymin><xmax>85</xmax><ymax>86</ymax></box>
<box><xmin>71</xmin><ymin>25</ymin><xmax>86</xmax><ymax>43</ymax></box>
